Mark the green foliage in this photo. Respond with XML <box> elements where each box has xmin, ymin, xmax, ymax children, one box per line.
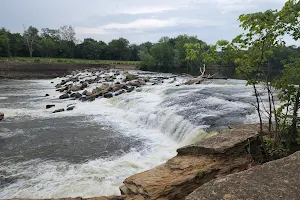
<box><xmin>263</xmin><ymin>137</ymin><xmax>289</xmax><ymax>158</ymax></box>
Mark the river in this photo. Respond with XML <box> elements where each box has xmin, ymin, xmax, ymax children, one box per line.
<box><xmin>0</xmin><ymin>72</ymin><xmax>260</xmax><ymax>198</ymax></box>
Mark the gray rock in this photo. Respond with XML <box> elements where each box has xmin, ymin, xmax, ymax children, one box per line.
<box><xmin>186</xmin><ymin>151</ymin><xmax>300</xmax><ymax>200</ymax></box>
<box><xmin>104</xmin><ymin>93</ymin><xmax>113</xmax><ymax>98</ymax></box>
<box><xmin>82</xmin><ymin>90</ymin><xmax>88</xmax><ymax>95</ymax></box>
<box><xmin>67</xmin><ymin>106</ymin><xmax>75</xmax><ymax>111</ymax></box>
<box><xmin>53</xmin><ymin>109</ymin><xmax>65</xmax><ymax>113</ymax></box>
<box><xmin>55</xmin><ymin>84</ymin><xmax>61</xmax><ymax>88</ymax></box>
<box><xmin>46</xmin><ymin>105</ymin><xmax>55</xmax><ymax>109</ymax></box>
<box><xmin>177</xmin><ymin>124</ymin><xmax>261</xmax><ymax>156</ymax></box>
<box><xmin>59</xmin><ymin>94</ymin><xmax>69</xmax><ymax>99</ymax></box>
<box><xmin>70</xmin><ymin>92</ymin><xmax>82</xmax><ymax>99</ymax></box>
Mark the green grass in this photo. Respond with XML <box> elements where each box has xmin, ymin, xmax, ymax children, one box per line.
<box><xmin>0</xmin><ymin>57</ymin><xmax>140</xmax><ymax>65</ymax></box>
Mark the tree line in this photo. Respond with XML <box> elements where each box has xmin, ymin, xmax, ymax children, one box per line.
<box><xmin>1</xmin><ymin>24</ymin><xmax>299</xmax><ymax>76</ymax></box>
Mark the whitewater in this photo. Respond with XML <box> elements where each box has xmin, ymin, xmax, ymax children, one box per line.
<box><xmin>0</xmin><ymin>72</ymin><xmax>260</xmax><ymax>198</ymax></box>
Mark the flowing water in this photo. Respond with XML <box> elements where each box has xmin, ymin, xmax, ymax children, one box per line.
<box><xmin>0</xmin><ymin>73</ymin><xmax>261</xmax><ymax>198</ymax></box>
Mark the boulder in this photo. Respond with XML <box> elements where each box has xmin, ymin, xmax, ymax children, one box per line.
<box><xmin>127</xmin><ymin>87</ymin><xmax>135</xmax><ymax>93</ymax></box>
<box><xmin>67</xmin><ymin>106</ymin><xmax>75</xmax><ymax>111</ymax></box>
<box><xmin>82</xmin><ymin>90</ymin><xmax>88</xmax><ymax>95</ymax></box>
<box><xmin>70</xmin><ymin>92</ymin><xmax>82</xmax><ymax>99</ymax></box>
<box><xmin>46</xmin><ymin>105</ymin><xmax>55</xmax><ymax>109</ymax></box>
<box><xmin>186</xmin><ymin>151</ymin><xmax>300</xmax><ymax>200</ymax></box>
<box><xmin>71</xmin><ymin>85</ymin><xmax>81</xmax><ymax>92</ymax></box>
<box><xmin>59</xmin><ymin>94</ymin><xmax>69</xmax><ymax>99</ymax></box>
<box><xmin>104</xmin><ymin>93</ymin><xmax>113</xmax><ymax>98</ymax></box>
<box><xmin>55</xmin><ymin>84</ymin><xmax>61</xmax><ymax>88</ymax></box>
<box><xmin>53</xmin><ymin>109</ymin><xmax>65</xmax><ymax>113</ymax></box>
<box><xmin>177</xmin><ymin>124</ymin><xmax>260</xmax><ymax>156</ymax></box>
<box><xmin>0</xmin><ymin>112</ymin><xmax>4</xmax><ymax>121</ymax></box>
<box><xmin>81</xmin><ymin>82</ymin><xmax>88</xmax><ymax>89</ymax></box>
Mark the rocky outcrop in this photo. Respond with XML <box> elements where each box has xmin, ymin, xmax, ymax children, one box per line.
<box><xmin>186</xmin><ymin>151</ymin><xmax>300</xmax><ymax>200</ymax></box>
<box><xmin>120</xmin><ymin>124</ymin><xmax>262</xmax><ymax>200</ymax></box>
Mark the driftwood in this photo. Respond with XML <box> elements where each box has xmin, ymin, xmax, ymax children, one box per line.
<box><xmin>184</xmin><ymin>64</ymin><xmax>217</xmax><ymax>85</ymax></box>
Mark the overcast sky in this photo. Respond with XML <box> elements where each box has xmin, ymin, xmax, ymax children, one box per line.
<box><xmin>1</xmin><ymin>0</ymin><xmax>290</xmax><ymax>44</ymax></box>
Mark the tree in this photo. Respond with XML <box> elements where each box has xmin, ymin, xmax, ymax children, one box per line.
<box><xmin>138</xmin><ymin>50</ymin><xmax>156</xmax><ymax>70</ymax></box>
<box><xmin>150</xmin><ymin>41</ymin><xmax>174</xmax><ymax>72</ymax></box>
<box><xmin>23</xmin><ymin>25</ymin><xmax>39</xmax><ymax>57</ymax></box>
<box><xmin>0</xmin><ymin>28</ymin><xmax>11</xmax><ymax>57</ymax></box>
<box><xmin>59</xmin><ymin>25</ymin><xmax>76</xmax><ymax>58</ymax></box>
<box><xmin>8</xmin><ymin>32</ymin><xmax>25</xmax><ymax>57</ymax></box>
<box><xmin>107</xmin><ymin>38</ymin><xmax>131</xmax><ymax>60</ymax></box>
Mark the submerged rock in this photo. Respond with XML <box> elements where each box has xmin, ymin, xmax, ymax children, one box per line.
<box><xmin>59</xmin><ymin>94</ymin><xmax>69</xmax><ymax>99</ymax></box>
<box><xmin>104</xmin><ymin>93</ymin><xmax>113</xmax><ymax>98</ymax></box>
<box><xmin>67</xmin><ymin>106</ymin><xmax>75</xmax><ymax>111</ymax></box>
<box><xmin>46</xmin><ymin>104</ymin><xmax>55</xmax><ymax>109</ymax></box>
<box><xmin>53</xmin><ymin>109</ymin><xmax>65</xmax><ymax>113</ymax></box>
<box><xmin>0</xmin><ymin>112</ymin><xmax>4</xmax><ymax>121</ymax></box>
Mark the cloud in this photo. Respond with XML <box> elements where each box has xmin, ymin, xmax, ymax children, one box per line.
<box><xmin>76</xmin><ymin>17</ymin><xmax>224</xmax><ymax>36</ymax></box>
<box><xmin>1</xmin><ymin>0</ymin><xmax>296</xmax><ymax>45</ymax></box>
<box><xmin>113</xmin><ymin>7</ymin><xmax>178</xmax><ymax>15</ymax></box>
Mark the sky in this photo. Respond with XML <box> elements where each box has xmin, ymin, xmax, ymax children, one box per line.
<box><xmin>1</xmin><ymin>0</ymin><xmax>291</xmax><ymax>45</ymax></box>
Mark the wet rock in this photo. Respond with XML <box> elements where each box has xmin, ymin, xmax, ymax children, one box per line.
<box><xmin>81</xmin><ymin>82</ymin><xmax>88</xmax><ymax>89</ymax></box>
<box><xmin>0</xmin><ymin>112</ymin><xmax>4</xmax><ymax>121</ymax></box>
<box><xmin>53</xmin><ymin>109</ymin><xmax>65</xmax><ymax>113</ymax></box>
<box><xmin>55</xmin><ymin>84</ymin><xmax>61</xmax><ymax>88</ymax></box>
<box><xmin>45</xmin><ymin>94</ymin><xmax>50</xmax><ymax>97</ymax></box>
<box><xmin>127</xmin><ymin>87</ymin><xmax>135</xmax><ymax>93</ymax></box>
<box><xmin>51</xmin><ymin>81</ymin><xmax>54</xmax><ymax>84</ymax></box>
<box><xmin>80</xmin><ymin>97</ymin><xmax>88</xmax><ymax>102</ymax></box>
<box><xmin>82</xmin><ymin>90</ymin><xmax>88</xmax><ymax>96</ymax></box>
<box><xmin>59</xmin><ymin>94</ymin><xmax>69</xmax><ymax>99</ymax></box>
<box><xmin>71</xmin><ymin>85</ymin><xmax>81</xmax><ymax>92</ymax></box>
<box><xmin>104</xmin><ymin>93</ymin><xmax>113</xmax><ymax>98</ymax></box>
<box><xmin>67</xmin><ymin>106</ymin><xmax>75</xmax><ymax>111</ymax></box>
<box><xmin>46</xmin><ymin>105</ymin><xmax>55</xmax><ymax>109</ymax></box>
<box><xmin>70</xmin><ymin>92</ymin><xmax>82</xmax><ymax>99</ymax></box>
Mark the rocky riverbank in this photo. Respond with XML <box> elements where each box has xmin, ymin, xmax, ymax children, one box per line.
<box><xmin>0</xmin><ymin>62</ymin><xmax>136</xmax><ymax>79</ymax></box>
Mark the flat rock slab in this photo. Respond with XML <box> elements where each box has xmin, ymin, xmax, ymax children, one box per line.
<box><xmin>122</xmin><ymin>155</ymin><xmax>250</xmax><ymax>200</ymax></box>
<box><xmin>186</xmin><ymin>151</ymin><xmax>300</xmax><ymax>200</ymax></box>
<box><xmin>177</xmin><ymin>124</ymin><xmax>261</xmax><ymax>156</ymax></box>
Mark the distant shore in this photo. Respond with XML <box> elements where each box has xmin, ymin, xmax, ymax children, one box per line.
<box><xmin>0</xmin><ymin>59</ymin><xmax>137</xmax><ymax>79</ymax></box>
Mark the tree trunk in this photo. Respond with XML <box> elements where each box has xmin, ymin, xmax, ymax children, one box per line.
<box><xmin>253</xmin><ymin>84</ymin><xmax>263</xmax><ymax>133</ymax></box>
<box><xmin>291</xmin><ymin>91</ymin><xmax>300</xmax><ymax>137</ymax></box>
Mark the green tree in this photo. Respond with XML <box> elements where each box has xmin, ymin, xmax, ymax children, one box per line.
<box><xmin>0</xmin><ymin>28</ymin><xmax>11</xmax><ymax>57</ymax></box>
<box><xmin>107</xmin><ymin>38</ymin><xmax>131</xmax><ymax>60</ymax></box>
<box><xmin>150</xmin><ymin>40</ymin><xmax>174</xmax><ymax>72</ymax></box>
